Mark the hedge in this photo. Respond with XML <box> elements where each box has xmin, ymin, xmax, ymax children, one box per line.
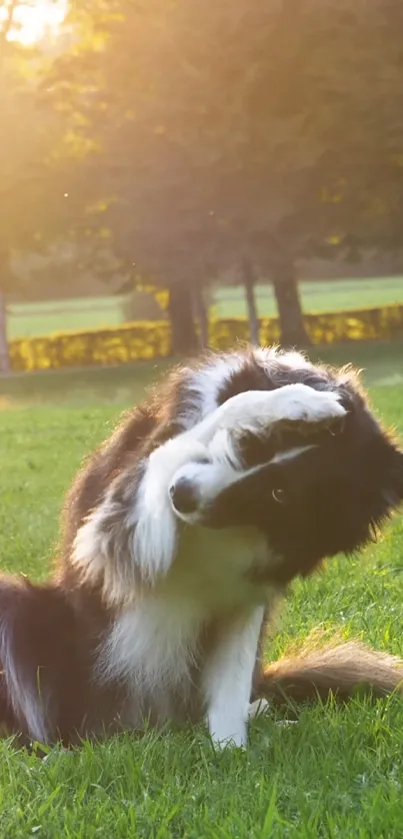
<box><xmin>9</xmin><ymin>303</ymin><xmax>403</xmax><ymax>373</ymax></box>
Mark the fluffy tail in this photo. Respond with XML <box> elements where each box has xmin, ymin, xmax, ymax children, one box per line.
<box><xmin>256</xmin><ymin>636</ymin><xmax>403</xmax><ymax>705</ymax></box>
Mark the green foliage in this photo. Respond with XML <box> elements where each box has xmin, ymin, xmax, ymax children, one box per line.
<box><xmin>9</xmin><ymin>320</ymin><xmax>170</xmax><ymax>371</ymax></box>
<box><xmin>8</xmin><ymin>303</ymin><xmax>403</xmax><ymax>372</ymax></box>
<box><xmin>3</xmin><ymin>1</ymin><xmax>403</xmax><ymax>346</ymax></box>
<box><xmin>0</xmin><ymin>345</ymin><xmax>403</xmax><ymax>836</ymax></box>
<box><xmin>0</xmin><ymin>50</ymin><xmax>55</xmax><ymax>281</ymax></box>
<box><xmin>0</xmin><ymin>3</ymin><xmax>111</xmax><ymax>292</ymax></box>
<box><xmin>48</xmin><ymin>2</ymin><xmax>403</xmax><ymax>270</ymax></box>
<box><xmin>38</xmin><ymin>0</ymin><xmax>403</xmax><ymax>348</ymax></box>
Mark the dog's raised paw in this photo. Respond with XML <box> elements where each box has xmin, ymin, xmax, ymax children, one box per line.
<box><xmin>271</xmin><ymin>385</ymin><xmax>347</xmax><ymax>435</ymax></box>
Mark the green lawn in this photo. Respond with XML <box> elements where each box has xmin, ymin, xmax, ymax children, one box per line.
<box><xmin>7</xmin><ymin>276</ymin><xmax>403</xmax><ymax>339</ymax></box>
<box><xmin>212</xmin><ymin>276</ymin><xmax>403</xmax><ymax>318</ymax></box>
<box><xmin>1</xmin><ymin>343</ymin><xmax>403</xmax><ymax>837</ymax></box>
<box><xmin>6</xmin><ymin>295</ymin><xmax>128</xmax><ymax>340</ymax></box>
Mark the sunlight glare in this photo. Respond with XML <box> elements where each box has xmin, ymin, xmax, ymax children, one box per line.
<box><xmin>4</xmin><ymin>1</ymin><xmax>67</xmax><ymax>46</ymax></box>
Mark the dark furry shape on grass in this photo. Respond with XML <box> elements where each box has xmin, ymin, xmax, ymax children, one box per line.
<box><xmin>1</xmin><ymin>346</ymin><xmax>403</xmax><ymax>748</ymax></box>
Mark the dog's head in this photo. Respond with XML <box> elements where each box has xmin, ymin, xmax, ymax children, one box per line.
<box><xmin>201</xmin><ymin>367</ymin><xmax>403</xmax><ymax>584</ymax></box>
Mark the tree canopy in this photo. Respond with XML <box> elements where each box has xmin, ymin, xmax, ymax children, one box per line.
<box><xmin>2</xmin><ymin>0</ymin><xmax>403</xmax><ymax>349</ymax></box>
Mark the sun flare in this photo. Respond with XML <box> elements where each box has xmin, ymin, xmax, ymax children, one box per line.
<box><xmin>3</xmin><ymin>1</ymin><xmax>67</xmax><ymax>46</ymax></box>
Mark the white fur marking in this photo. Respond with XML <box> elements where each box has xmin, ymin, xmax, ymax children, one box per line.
<box><xmin>204</xmin><ymin>606</ymin><xmax>265</xmax><ymax>747</ymax></box>
<box><xmin>269</xmin><ymin>445</ymin><xmax>317</xmax><ymax>465</ymax></box>
<box><xmin>267</xmin><ymin>384</ymin><xmax>345</xmax><ymax>425</ymax></box>
<box><xmin>185</xmin><ymin>385</ymin><xmax>345</xmax><ymax>448</ymax></box>
<box><xmin>132</xmin><ymin>440</ymin><xmax>210</xmax><ymax>580</ymax></box>
<box><xmin>0</xmin><ymin>620</ymin><xmax>49</xmax><ymax>743</ymax></box>
<box><xmin>98</xmin><ymin>596</ymin><xmax>202</xmax><ymax>691</ymax></box>
<box><xmin>191</xmin><ymin>354</ymin><xmax>244</xmax><ymax>420</ymax></box>
<box><xmin>169</xmin><ymin>457</ymin><xmax>240</xmax><ymax>524</ymax></box>
<box><xmin>247</xmin><ymin>698</ymin><xmax>270</xmax><ymax>720</ymax></box>
<box><xmin>254</xmin><ymin>346</ymin><xmax>311</xmax><ymax>371</ymax></box>
<box><xmin>73</xmin><ymin>496</ymin><xmax>116</xmax><ymax>581</ymax></box>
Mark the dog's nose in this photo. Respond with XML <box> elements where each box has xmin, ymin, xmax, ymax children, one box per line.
<box><xmin>169</xmin><ymin>478</ymin><xmax>199</xmax><ymax>515</ymax></box>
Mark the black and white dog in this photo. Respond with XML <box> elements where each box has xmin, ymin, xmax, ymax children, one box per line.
<box><xmin>1</xmin><ymin>346</ymin><xmax>403</xmax><ymax>748</ymax></box>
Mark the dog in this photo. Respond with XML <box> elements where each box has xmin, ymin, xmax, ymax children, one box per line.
<box><xmin>1</xmin><ymin>346</ymin><xmax>403</xmax><ymax>748</ymax></box>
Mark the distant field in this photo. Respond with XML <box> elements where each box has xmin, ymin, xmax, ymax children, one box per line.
<box><xmin>6</xmin><ymin>295</ymin><xmax>127</xmax><ymax>340</ymax></box>
<box><xmin>6</xmin><ymin>276</ymin><xmax>403</xmax><ymax>339</ymax></box>
<box><xmin>212</xmin><ymin>276</ymin><xmax>403</xmax><ymax>318</ymax></box>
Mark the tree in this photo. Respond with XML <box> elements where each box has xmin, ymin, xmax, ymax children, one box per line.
<box><xmin>0</xmin><ymin>1</ymin><xmax>34</xmax><ymax>371</ymax></box>
<box><xmin>0</xmin><ymin>4</ymin><xmax>91</xmax><ymax>286</ymax></box>
<box><xmin>45</xmin><ymin>1</ymin><xmax>310</xmax><ymax>347</ymax></box>
<box><xmin>46</xmin><ymin>0</ymin><xmax>403</xmax><ymax>353</ymax></box>
<box><xmin>0</xmin><ymin>2</ymin><xmax>112</xmax><ymax>369</ymax></box>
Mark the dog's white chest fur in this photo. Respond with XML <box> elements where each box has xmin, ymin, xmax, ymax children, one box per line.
<box><xmin>97</xmin><ymin>526</ymin><xmax>277</xmax><ymax>727</ymax></box>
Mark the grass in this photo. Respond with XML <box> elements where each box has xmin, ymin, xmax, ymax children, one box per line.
<box><xmin>1</xmin><ymin>342</ymin><xmax>403</xmax><ymax>837</ymax></box>
<box><xmin>7</xmin><ymin>276</ymin><xmax>403</xmax><ymax>339</ymax></box>
<box><xmin>1</xmin><ymin>340</ymin><xmax>403</xmax><ymax>410</ymax></box>
<box><xmin>212</xmin><ymin>276</ymin><xmax>403</xmax><ymax>319</ymax></box>
<box><xmin>6</xmin><ymin>296</ymin><xmax>128</xmax><ymax>340</ymax></box>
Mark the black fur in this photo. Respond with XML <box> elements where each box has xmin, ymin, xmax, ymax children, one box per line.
<box><xmin>205</xmin><ymin>376</ymin><xmax>403</xmax><ymax>582</ymax></box>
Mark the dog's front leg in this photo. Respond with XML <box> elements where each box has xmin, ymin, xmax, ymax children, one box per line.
<box><xmin>203</xmin><ymin>606</ymin><xmax>265</xmax><ymax>748</ymax></box>
<box><xmin>71</xmin><ymin>396</ymin><xmax>247</xmax><ymax>595</ymax></box>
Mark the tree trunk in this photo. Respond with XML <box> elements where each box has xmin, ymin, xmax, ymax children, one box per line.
<box><xmin>272</xmin><ymin>260</ymin><xmax>310</xmax><ymax>347</ymax></box>
<box><xmin>241</xmin><ymin>259</ymin><xmax>260</xmax><ymax>345</ymax></box>
<box><xmin>0</xmin><ymin>290</ymin><xmax>10</xmax><ymax>374</ymax></box>
<box><xmin>167</xmin><ymin>281</ymin><xmax>199</xmax><ymax>356</ymax></box>
<box><xmin>192</xmin><ymin>285</ymin><xmax>209</xmax><ymax>350</ymax></box>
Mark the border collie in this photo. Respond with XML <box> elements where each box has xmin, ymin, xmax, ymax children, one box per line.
<box><xmin>1</xmin><ymin>346</ymin><xmax>403</xmax><ymax>748</ymax></box>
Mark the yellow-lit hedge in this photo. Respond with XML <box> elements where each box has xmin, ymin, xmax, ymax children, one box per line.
<box><xmin>9</xmin><ymin>303</ymin><xmax>403</xmax><ymax>373</ymax></box>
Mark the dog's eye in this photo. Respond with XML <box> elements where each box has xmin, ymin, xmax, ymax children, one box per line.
<box><xmin>272</xmin><ymin>488</ymin><xmax>287</xmax><ymax>504</ymax></box>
